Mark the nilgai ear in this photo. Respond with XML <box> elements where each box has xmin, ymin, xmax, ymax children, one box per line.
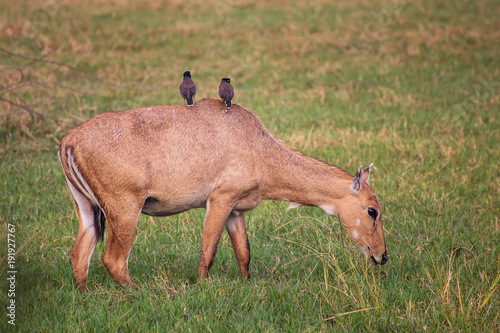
<box><xmin>364</xmin><ymin>163</ymin><xmax>373</xmax><ymax>185</ymax></box>
<box><xmin>286</xmin><ymin>202</ymin><xmax>303</xmax><ymax>212</ymax></box>
<box><xmin>350</xmin><ymin>165</ymin><xmax>364</xmax><ymax>196</ymax></box>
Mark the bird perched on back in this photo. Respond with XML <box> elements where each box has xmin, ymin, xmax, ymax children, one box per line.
<box><xmin>179</xmin><ymin>71</ymin><xmax>196</xmax><ymax>107</ymax></box>
<box><xmin>219</xmin><ymin>78</ymin><xmax>234</xmax><ymax>108</ymax></box>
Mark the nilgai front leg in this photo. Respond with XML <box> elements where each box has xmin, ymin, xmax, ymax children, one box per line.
<box><xmin>225</xmin><ymin>211</ymin><xmax>251</xmax><ymax>279</ymax></box>
<box><xmin>198</xmin><ymin>197</ymin><xmax>234</xmax><ymax>280</ymax></box>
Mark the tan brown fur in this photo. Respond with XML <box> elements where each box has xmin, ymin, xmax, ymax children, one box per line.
<box><xmin>59</xmin><ymin>98</ymin><xmax>387</xmax><ymax>290</ymax></box>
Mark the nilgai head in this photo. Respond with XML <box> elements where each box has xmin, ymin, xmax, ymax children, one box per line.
<box><xmin>340</xmin><ymin>164</ymin><xmax>387</xmax><ymax>265</ymax></box>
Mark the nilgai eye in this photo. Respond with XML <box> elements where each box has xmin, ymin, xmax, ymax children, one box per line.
<box><xmin>367</xmin><ymin>207</ymin><xmax>378</xmax><ymax>220</ymax></box>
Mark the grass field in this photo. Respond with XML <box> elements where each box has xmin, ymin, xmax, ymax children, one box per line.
<box><xmin>1</xmin><ymin>0</ymin><xmax>499</xmax><ymax>331</ymax></box>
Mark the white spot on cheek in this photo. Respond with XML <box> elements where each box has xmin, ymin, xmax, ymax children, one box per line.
<box><xmin>356</xmin><ymin>219</ymin><xmax>361</xmax><ymax>226</ymax></box>
<box><xmin>352</xmin><ymin>230</ymin><xmax>359</xmax><ymax>239</ymax></box>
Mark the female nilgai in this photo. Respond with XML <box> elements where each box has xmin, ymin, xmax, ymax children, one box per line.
<box><xmin>59</xmin><ymin>98</ymin><xmax>388</xmax><ymax>290</ymax></box>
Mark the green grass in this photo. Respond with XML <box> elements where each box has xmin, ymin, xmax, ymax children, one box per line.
<box><xmin>1</xmin><ymin>0</ymin><xmax>499</xmax><ymax>331</ymax></box>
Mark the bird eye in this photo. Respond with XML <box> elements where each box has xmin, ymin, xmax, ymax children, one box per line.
<box><xmin>367</xmin><ymin>207</ymin><xmax>378</xmax><ymax>220</ymax></box>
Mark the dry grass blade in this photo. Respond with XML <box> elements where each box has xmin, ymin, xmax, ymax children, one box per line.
<box><xmin>324</xmin><ymin>306</ymin><xmax>379</xmax><ymax>321</ymax></box>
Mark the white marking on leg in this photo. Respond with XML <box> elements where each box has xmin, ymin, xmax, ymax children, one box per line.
<box><xmin>67</xmin><ymin>150</ymin><xmax>101</xmax><ymax>208</ymax></box>
<box><xmin>225</xmin><ymin>211</ymin><xmax>239</xmax><ymax>233</ymax></box>
<box><xmin>203</xmin><ymin>200</ymin><xmax>210</xmax><ymax>226</ymax></box>
<box><xmin>63</xmin><ymin>148</ymin><xmax>105</xmax><ymax>279</ymax></box>
<box><xmin>125</xmin><ymin>210</ymin><xmax>142</xmax><ymax>270</ymax></box>
<box><xmin>65</xmin><ymin>175</ymin><xmax>95</xmax><ymax>233</ymax></box>
<box><xmin>65</xmin><ymin>174</ymin><xmax>98</xmax><ymax>276</ymax></box>
<box><xmin>87</xmin><ymin>246</ymin><xmax>96</xmax><ymax>275</ymax></box>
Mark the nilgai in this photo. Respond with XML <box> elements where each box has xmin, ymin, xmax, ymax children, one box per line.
<box><xmin>58</xmin><ymin>98</ymin><xmax>388</xmax><ymax>290</ymax></box>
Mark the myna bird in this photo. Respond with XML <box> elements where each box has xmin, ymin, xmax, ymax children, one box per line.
<box><xmin>179</xmin><ymin>71</ymin><xmax>196</xmax><ymax>107</ymax></box>
<box><xmin>219</xmin><ymin>78</ymin><xmax>234</xmax><ymax>108</ymax></box>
